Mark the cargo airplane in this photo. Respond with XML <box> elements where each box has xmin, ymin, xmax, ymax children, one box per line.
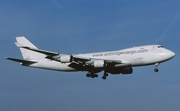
<box><xmin>6</xmin><ymin>36</ymin><xmax>175</xmax><ymax>79</ymax></box>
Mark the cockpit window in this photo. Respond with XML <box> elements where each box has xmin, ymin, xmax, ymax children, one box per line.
<box><xmin>158</xmin><ymin>46</ymin><xmax>163</xmax><ymax>48</ymax></box>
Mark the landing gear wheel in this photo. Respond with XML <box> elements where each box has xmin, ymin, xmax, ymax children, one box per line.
<box><xmin>91</xmin><ymin>74</ymin><xmax>98</xmax><ymax>78</ymax></box>
<box><xmin>91</xmin><ymin>76</ymin><xmax>95</xmax><ymax>78</ymax></box>
<box><xmin>102</xmin><ymin>72</ymin><xmax>108</xmax><ymax>80</ymax></box>
<box><xmin>102</xmin><ymin>76</ymin><xmax>106</xmax><ymax>80</ymax></box>
<box><xmin>94</xmin><ymin>74</ymin><xmax>98</xmax><ymax>77</ymax></box>
<box><xmin>86</xmin><ymin>74</ymin><xmax>91</xmax><ymax>77</ymax></box>
<box><xmin>86</xmin><ymin>72</ymin><xmax>98</xmax><ymax>78</ymax></box>
<box><xmin>154</xmin><ymin>68</ymin><xmax>159</xmax><ymax>72</ymax></box>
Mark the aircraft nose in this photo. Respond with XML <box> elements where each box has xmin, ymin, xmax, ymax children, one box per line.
<box><xmin>171</xmin><ymin>51</ymin><xmax>175</xmax><ymax>58</ymax></box>
<box><xmin>164</xmin><ymin>49</ymin><xmax>175</xmax><ymax>59</ymax></box>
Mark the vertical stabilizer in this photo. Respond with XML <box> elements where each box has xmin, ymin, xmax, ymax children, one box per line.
<box><xmin>16</xmin><ymin>36</ymin><xmax>46</xmax><ymax>60</ymax></box>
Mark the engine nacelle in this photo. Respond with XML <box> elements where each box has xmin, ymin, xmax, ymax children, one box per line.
<box><xmin>59</xmin><ymin>55</ymin><xmax>72</xmax><ymax>63</ymax></box>
<box><xmin>106</xmin><ymin>67</ymin><xmax>133</xmax><ymax>74</ymax></box>
<box><xmin>93</xmin><ymin>60</ymin><xmax>106</xmax><ymax>68</ymax></box>
<box><xmin>121</xmin><ymin>67</ymin><xmax>133</xmax><ymax>74</ymax></box>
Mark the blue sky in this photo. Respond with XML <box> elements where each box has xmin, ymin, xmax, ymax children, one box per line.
<box><xmin>1</xmin><ymin>0</ymin><xmax>180</xmax><ymax>111</ymax></box>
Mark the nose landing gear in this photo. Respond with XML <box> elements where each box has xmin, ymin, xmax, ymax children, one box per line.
<box><xmin>154</xmin><ymin>63</ymin><xmax>159</xmax><ymax>72</ymax></box>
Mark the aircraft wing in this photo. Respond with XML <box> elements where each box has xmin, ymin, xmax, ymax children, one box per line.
<box><xmin>16</xmin><ymin>42</ymin><xmax>129</xmax><ymax>67</ymax></box>
<box><xmin>73</xmin><ymin>55</ymin><xmax>122</xmax><ymax>64</ymax></box>
<box><xmin>73</xmin><ymin>54</ymin><xmax>122</xmax><ymax>62</ymax></box>
<box><xmin>72</xmin><ymin>55</ymin><xmax>130</xmax><ymax>67</ymax></box>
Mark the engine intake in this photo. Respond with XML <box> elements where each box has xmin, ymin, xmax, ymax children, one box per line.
<box><xmin>93</xmin><ymin>60</ymin><xmax>106</xmax><ymax>68</ymax></box>
<box><xmin>59</xmin><ymin>55</ymin><xmax>72</xmax><ymax>63</ymax></box>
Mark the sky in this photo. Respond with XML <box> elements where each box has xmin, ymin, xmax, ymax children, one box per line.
<box><xmin>1</xmin><ymin>0</ymin><xmax>180</xmax><ymax>111</ymax></box>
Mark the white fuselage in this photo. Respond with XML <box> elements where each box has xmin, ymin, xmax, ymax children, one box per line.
<box><xmin>26</xmin><ymin>45</ymin><xmax>175</xmax><ymax>72</ymax></box>
<box><xmin>6</xmin><ymin>37</ymin><xmax>176</xmax><ymax>79</ymax></box>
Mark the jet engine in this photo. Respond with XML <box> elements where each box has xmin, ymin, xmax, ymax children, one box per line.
<box><xmin>121</xmin><ymin>67</ymin><xmax>133</xmax><ymax>74</ymax></box>
<box><xmin>106</xmin><ymin>67</ymin><xmax>133</xmax><ymax>74</ymax></box>
<box><xmin>93</xmin><ymin>60</ymin><xmax>106</xmax><ymax>68</ymax></box>
<box><xmin>59</xmin><ymin>55</ymin><xmax>72</xmax><ymax>63</ymax></box>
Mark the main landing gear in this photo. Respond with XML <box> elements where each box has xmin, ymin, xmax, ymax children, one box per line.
<box><xmin>86</xmin><ymin>71</ymin><xmax>108</xmax><ymax>80</ymax></box>
<box><xmin>154</xmin><ymin>63</ymin><xmax>159</xmax><ymax>72</ymax></box>
<box><xmin>86</xmin><ymin>72</ymin><xmax>98</xmax><ymax>78</ymax></box>
<box><xmin>102</xmin><ymin>72</ymin><xmax>108</xmax><ymax>80</ymax></box>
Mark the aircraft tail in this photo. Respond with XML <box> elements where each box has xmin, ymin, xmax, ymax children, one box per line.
<box><xmin>15</xmin><ymin>36</ymin><xmax>46</xmax><ymax>60</ymax></box>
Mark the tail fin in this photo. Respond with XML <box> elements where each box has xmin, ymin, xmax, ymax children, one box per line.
<box><xmin>15</xmin><ymin>36</ymin><xmax>46</xmax><ymax>60</ymax></box>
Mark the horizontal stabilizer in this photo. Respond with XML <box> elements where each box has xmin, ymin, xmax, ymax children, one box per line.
<box><xmin>5</xmin><ymin>57</ymin><xmax>37</xmax><ymax>64</ymax></box>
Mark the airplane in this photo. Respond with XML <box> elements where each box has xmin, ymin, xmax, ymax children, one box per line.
<box><xmin>6</xmin><ymin>36</ymin><xmax>175</xmax><ymax>80</ymax></box>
